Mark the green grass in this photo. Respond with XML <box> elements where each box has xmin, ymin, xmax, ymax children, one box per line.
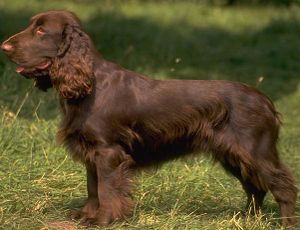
<box><xmin>0</xmin><ymin>1</ymin><xmax>299</xmax><ymax>229</ymax></box>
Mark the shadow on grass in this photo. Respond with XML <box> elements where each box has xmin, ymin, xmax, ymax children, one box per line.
<box><xmin>0</xmin><ymin>8</ymin><xmax>300</xmax><ymax>120</ymax></box>
<box><xmin>49</xmin><ymin>187</ymin><xmax>284</xmax><ymax>228</ymax></box>
<box><xmin>134</xmin><ymin>187</ymin><xmax>284</xmax><ymax>227</ymax></box>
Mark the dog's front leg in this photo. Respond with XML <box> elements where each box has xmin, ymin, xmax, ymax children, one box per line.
<box><xmin>69</xmin><ymin>164</ymin><xmax>99</xmax><ymax>225</ymax></box>
<box><xmin>94</xmin><ymin>146</ymin><xmax>135</xmax><ymax>225</ymax></box>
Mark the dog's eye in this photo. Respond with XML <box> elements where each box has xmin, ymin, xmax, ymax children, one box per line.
<box><xmin>36</xmin><ymin>27</ymin><xmax>45</xmax><ymax>36</ymax></box>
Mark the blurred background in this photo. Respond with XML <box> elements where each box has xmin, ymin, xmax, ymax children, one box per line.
<box><xmin>0</xmin><ymin>1</ymin><xmax>299</xmax><ymax>229</ymax></box>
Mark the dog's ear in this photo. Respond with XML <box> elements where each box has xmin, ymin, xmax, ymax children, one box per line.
<box><xmin>50</xmin><ymin>24</ymin><xmax>94</xmax><ymax>99</ymax></box>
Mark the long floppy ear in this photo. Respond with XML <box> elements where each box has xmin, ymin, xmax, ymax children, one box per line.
<box><xmin>50</xmin><ymin>25</ymin><xmax>94</xmax><ymax>99</ymax></box>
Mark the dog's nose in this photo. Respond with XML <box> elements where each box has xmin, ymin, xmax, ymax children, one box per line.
<box><xmin>1</xmin><ymin>42</ymin><xmax>13</xmax><ymax>52</ymax></box>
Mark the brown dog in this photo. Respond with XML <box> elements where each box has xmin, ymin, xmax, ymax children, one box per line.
<box><xmin>1</xmin><ymin>10</ymin><xmax>297</xmax><ymax>226</ymax></box>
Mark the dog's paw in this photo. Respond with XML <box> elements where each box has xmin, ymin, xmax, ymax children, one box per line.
<box><xmin>68</xmin><ymin>209</ymin><xmax>97</xmax><ymax>227</ymax></box>
<box><xmin>68</xmin><ymin>209</ymin><xmax>83</xmax><ymax>220</ymax></box>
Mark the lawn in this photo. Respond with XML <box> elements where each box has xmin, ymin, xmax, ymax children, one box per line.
<box><xmin>0</xmin><ymin>0</ymin><xmax>299</xmax><ymax>229</ymax></box>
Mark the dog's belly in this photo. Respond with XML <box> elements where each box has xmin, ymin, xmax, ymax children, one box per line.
<box><xmin>129</xmin><ymin>139</ymin><xmax>197</xmax><ymax>166</ymax></box>
<box><xmin>117</xmin><ymin>125</ymin><xmax>211</xmax><ymax>166</ymax></box>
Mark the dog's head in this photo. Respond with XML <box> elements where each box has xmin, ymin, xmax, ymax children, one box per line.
<box><xmin>1</xmin><ymin>10</ymin><xmax>94</xmax><ymax>99</ymax></box>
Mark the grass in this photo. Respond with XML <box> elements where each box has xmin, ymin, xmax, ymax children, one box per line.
<box><xmin>0</xmin><ymin>0</ymin><xmax>299</xmax><ymax>229</ymax></box>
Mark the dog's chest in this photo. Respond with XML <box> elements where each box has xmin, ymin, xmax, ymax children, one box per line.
<box><xmin>58</xmin><ymin>100</ymin><xmax>100</xmax><ymax>162</ymax></box>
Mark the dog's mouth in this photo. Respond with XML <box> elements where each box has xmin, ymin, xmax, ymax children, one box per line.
<box><xmin>15</xmin><ymin>60</ymin><xmax>51</xmax><ymax>76</ymax></box>
<box><xmin>14</xmin><ymin>59</ymin><xmax>53</xmax><ymax>91</ymax></box>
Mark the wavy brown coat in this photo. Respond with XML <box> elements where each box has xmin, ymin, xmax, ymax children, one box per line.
<box><xmin>1</xmin><ymin>10</ymin><xmax>298</xmax><ymax>227</ymax></box>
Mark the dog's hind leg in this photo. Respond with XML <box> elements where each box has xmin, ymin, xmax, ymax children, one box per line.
<box><xmin>220</xmin><ymin>157</ymin><xmax>267</xmax><ymax>214</ymax></box>
<box><xmin>251</xmin><ymin>133</ymin><xmax>298</xmax><ymax>226</ymax></box>
<box><xmin>218</xmin><ymin>132</ymin><xmax>298</xmax><ymax>226</ymax></box>
<box><xmin>259</xmin><ymin>160</ymin><xmax>298</xmax><ymax>226</ymax></box>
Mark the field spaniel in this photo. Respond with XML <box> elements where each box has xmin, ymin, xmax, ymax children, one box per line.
<box><xmin>1</xmin><ymin>10</ymin><xmax>297</xmax><ymax>226</ymax></box>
